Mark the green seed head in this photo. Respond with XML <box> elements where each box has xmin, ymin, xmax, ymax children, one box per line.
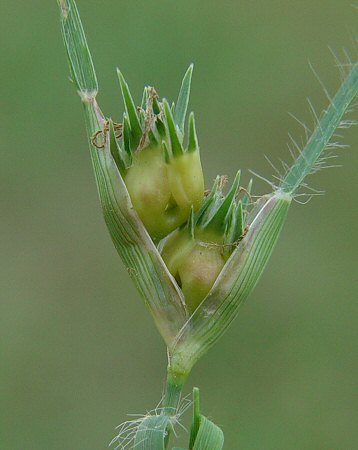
<box><xmin>124</xmin><ymin>145</ymin><xmax>204</xmax><ymax>240</ymax></box>
<box><xmin>161</xmin><ymin>174</ymin><xmax>252</xmax><ymax>311</ymax></box>
<box><xmin>113</xmin><ymin>67</ymin><xmax>204</xmax><ymax>240</ymax></box>
<box><xmin>58</xmin><ymin>0</ymin><xmax>358</xmax><ymax>378</ymax></box>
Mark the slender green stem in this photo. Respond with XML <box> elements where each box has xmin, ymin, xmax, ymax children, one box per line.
<box><xmin>162</xmin><ymin>366</ymin><xmax>188</xmax><ymax>449</ymax></box>
<box><xmin>162</xmin><ymin>368</ymin><xmax>187</xmax><ymax>415</ymax></box>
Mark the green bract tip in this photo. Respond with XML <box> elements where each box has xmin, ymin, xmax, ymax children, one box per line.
<box><xmin>122</xmin><ymin>113</ymin><xmax>132</xmax><ymax>158</ymax></box>
<box><xmin>108</xmin><ymin>119</ymin><xmax>125</xmax><ymax>173</ymax></box>
<box><xmin>195</xmin><ymin>176</ymin><xmax>221</xmax><ymax>226</ymax></box>
<box><xmin>117</xmin><ymin>69</ymin><xmax>142</xmax><ymax>148</ymax></box>
<box><xmin>204</xmin><ymin>170</ymin><xmax>241</xmax><ymax>235</ymax></box>
<box><xmin>162</xmin><ymin>140</ymin><xmax>170</xmax><ymax>164</ymax></box>
<box><xmin>174</xmin><ymin>64</ymin><xmax>194</xmax><ymax>133</ymax></box>
<box><xmin>163</xmin><ymin>99</ymin><xmax>184</xmax><ymax>158</ymax></box>
<box><xmin>188</xmin><ymin>112</ymin><xmax>199</xmax><ymax>153</ymax></box>
<box><xmin>141</xmin><ymin>86</ymin><xmax>148</xmax><ymax>110</ymax></box>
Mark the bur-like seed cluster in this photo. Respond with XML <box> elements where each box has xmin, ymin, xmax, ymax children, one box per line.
<box><xmin>110</xmin><ymin>67</ymin><xmax>255</xmax><ymax>311</ymax></box>
<box><xmin>58</xmin><ymin>1</ymin><xmax>358</xmax><ymax>446</ymax></box>
<box><xmin>110</xmin><ymin>67</ymin><xmax>205</xmax><ymax>241</ymax></box>
<box><xmin>161</xmin><ymin>173</ymin><xmax>253</xmax><ymax>311</ymax></box>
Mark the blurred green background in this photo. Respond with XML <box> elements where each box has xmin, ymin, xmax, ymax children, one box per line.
<box><xmin>1</xmin><ymin>1</ymin><xmax>358</xmax><ymax>449</ymax></box>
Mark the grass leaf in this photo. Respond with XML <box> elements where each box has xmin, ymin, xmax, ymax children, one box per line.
<box><xmin>57</xmin><ymin>0</ymin><xmax>98</xmax><ymax>97</ymax></box>
<box><xmin>134</xmin><ymin>415</ymin><xmax>170</xmax><ymax>450</ymax></box>
<box><xmin>281</xmin><ymin>63</ymin><xmax>358</xmax><ymax>194</ymax></box>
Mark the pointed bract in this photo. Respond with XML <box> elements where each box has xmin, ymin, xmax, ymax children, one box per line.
<box><xmin>164</xmin><ymin>99</ymin><xmax>184</xmax><ymax>157</ymax></box>
<box><xmin>148</xmin><ymin>128</ymin><xmax>158</xmax><ymax>146</ymax></box>
<box><xmin>204</xmin><ymin>171</ymin><xmax>241</xmax><ymax>233</ymax></box>
<box><xmin>155</xmin><ymin>117</ymin><xmax>166</xmax><ymax>139</ymax></box>
<box><xmin>242</xmin><ymin>178</ymin><xmax>253</xmax><ymax>216</ymax></box>
<box><xmin>109</xmin><ymin>120</ymin><xmax>125</xmax><ymax>173</ymax></box>
<box><xmin>175</xmin><ymin>64</ymin><xmax>194</xmax><ymax>132</ymax></box>
<box><xmin>196</xmin><ymin>176</ymin><xmax>220</xmax><ymax>227</ymax></box>
<box><xmin>162</xmin><ymin>140</ymin><xmax>170</xmax><ymax>164</ymax></box>
<box><xmin>152</xmin><ymin>96</ymin><xmax>161</xmax><ymax>115</ymax></box>
<box><xmin>141</xmin><ymin>86</ymin><xmax>148</xmax><ymax>110</ymax></box>
<box><xmin>122</xmin><ymin>113</ymin><xmax>132</xmax><ymax>161</ymax></box>
<box><xmin>234</xmin><ymin>201</ymin><xmax>244</xmax><ymax>241</ymax></box>
<box><xmin>117</xmin><ymin>69</ymin><xmax>142</xmax><ymax>148</ymax></box>
<box><xmin>188</xmin><ymin>112</ymin><xmax>199</xmax><ymax>153</ymax></box>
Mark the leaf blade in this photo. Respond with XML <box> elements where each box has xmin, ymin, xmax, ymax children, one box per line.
<box><xmin>134</xmin><ymin>415</ymin><xmax>170</xmax><ymax>450</ymax></box>
<box><xmin>189</xmin><ymin>388</ymin><xmax>224</xmax><ymax>450</ymax></box>
<box><xmin>57</xmin><ymin>0</ymin><xmax>98</xmax><ymax>96</ymax></box>
<box><xmin>281</xmin><ymin>63</ymin><xmax>358</xmax><ymax>194</ymax></box>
